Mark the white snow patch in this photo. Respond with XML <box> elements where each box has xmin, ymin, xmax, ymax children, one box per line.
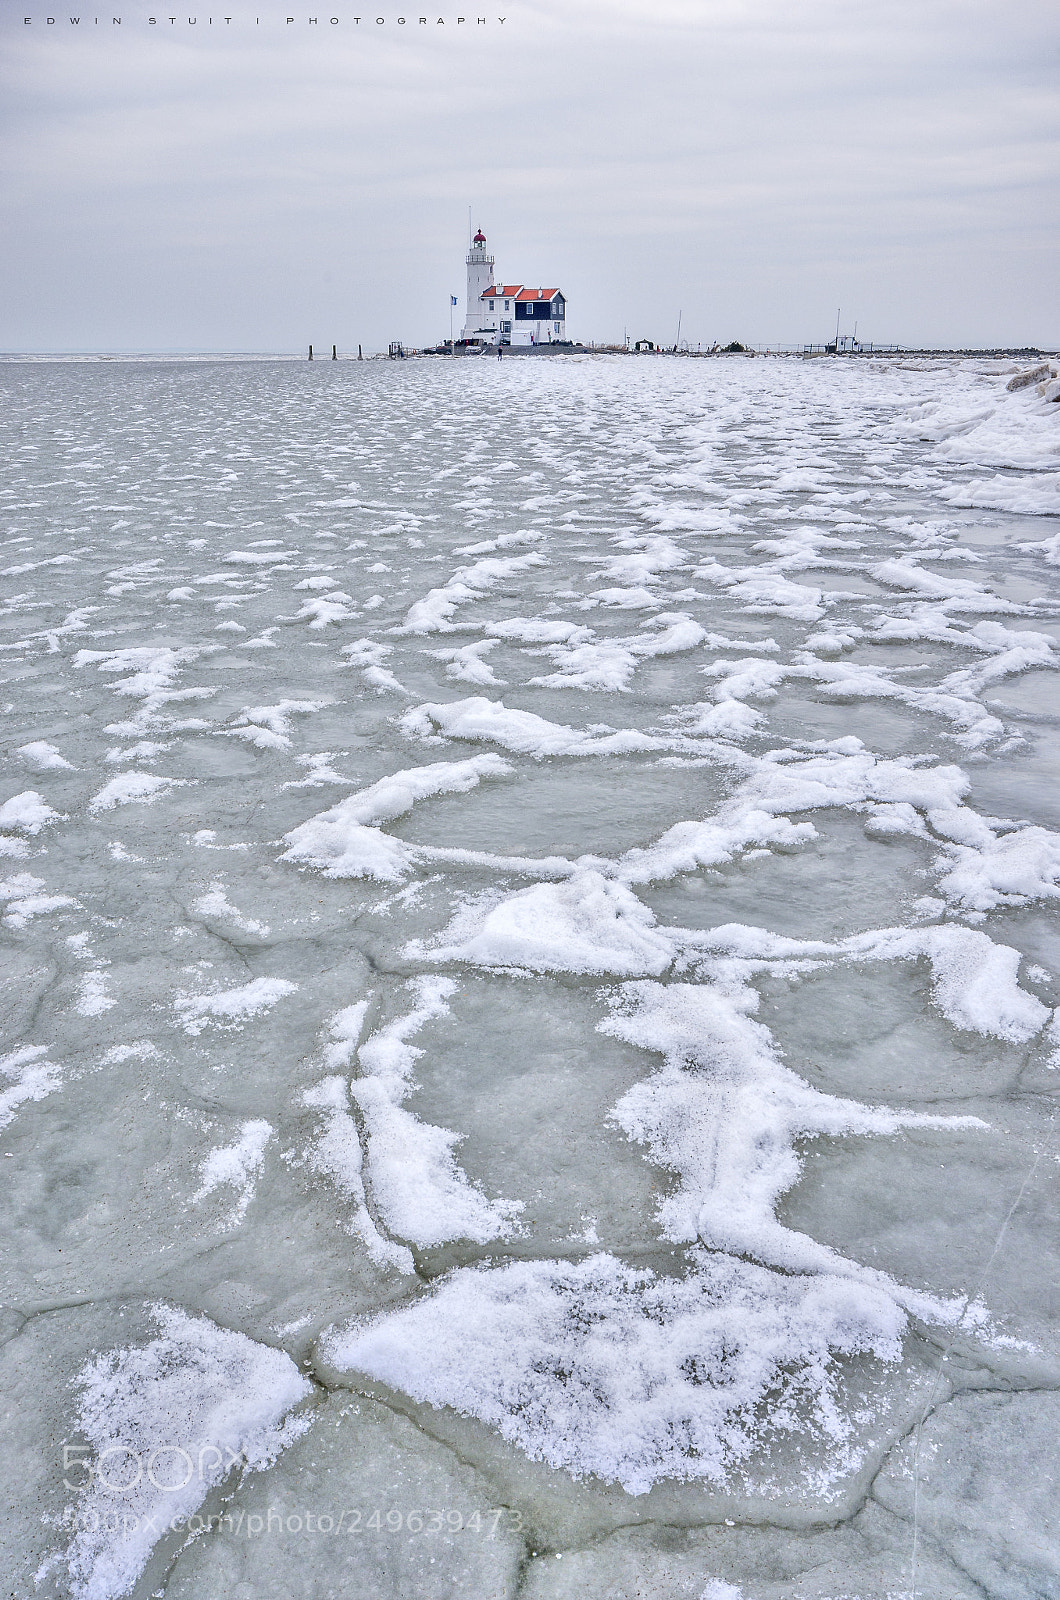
<box><xmin>175</xmin><ymin>977</ymin><xmax>298</xmax><ymax>1036</ymax></box>
<box><xmin>224</xmin><ymin>700</ymin><xmax>331</xmax><ymax>752</ymax></box>
<box><xmin>0</xmin><ymin>789</ymin><xmax>65</xmax><ymax>834</ymax></box>
<box><xmin>76</xmin><ymin>972</ymin><xmax>116</xmax><ymax>1018</ymax></box>
<box><xmin>101</xmin><ymin>1041</ymin><xmax>159</xmax><ymax>1065</ymax></box>
<box><xmin>400</xmin><ymin>697</ymin><xmax>667</xmax><ymax>758</ymax></box>
<box><xmin>88</xmin><ymin>773</ymin><xmax>189</xmax><ymax>813</ymax></box>
<box><xmin>431</xmin><ymin>638</ymin><xmax>507</xmax><ymax>686</ymax></box>
<box><xmin>282</xmin><ymin>752</ymin><xmax>352</xmax><ymax>789</ymax></box>
<box><xmin>933</xmin><ymin>823</ymin><xmax>1060</xmax><ymax>915</ymax></box>
<box><xmin>17</xmin><ymin>741</ymin><xmax>76</xmax><ymax>771</ymax></box>
<box><xmin>0</xmin><ymin>1045</ymin><xmax>61</xmax><ymax>1131</ymax></box>
<box><xmin>292</xmin><ymin>592</ymin><xmax>355</xmax><ymax>628</ymax></box>
<box><xmin>303</xmin><ymin>1071</ymin><xmax>416</xmax><ymax>1274</ymax></box>
<box><xmin>192</xmin><ymin>883</ymin><xmax>270</xmax><ymax>937</ymax></box>
<box><xmin>192</xmin><ymin>1119</ymin><xmax>273</xmax><ymax>1225</ymax></box>
<box><xmin>410</xmin><ymin>871</ymin><xmax>675</xmax><ymax>977</ymax></box>
<box><xmin>49</xmin><ymin>1305</ymin><xmax>310</xmax><ymax>1600</ymax></box>
<box><xmin>281</xmin><ymin>755</ymin><xmax>511</xmax><ymax>882</ymax></box>
<box><xmin>223</xmin><ymin>548</ymin><xmax>298</xmax><ymax>564</ymax></box>
<box><xmin>0</xmin><ymin>872</ymin><xmax>78</xmax><ymax>928</ymax></box>
<box><xmin>342</xmin><ymin>638</ymin><xmax>407</xmax><ymax>694</ymax></box>
<box><xmin>604</xmin><ymin>978</ymin><xmax>977</xmax><ymax>1309</ymax></box>
<box><xmin>939</xmin><ymin>473</ymin><xmax>1060</xmax><ymax>518</ymax></box>
<box><xmin>74</xmin><ymin>646</ymin><xmax>220</xmax><ymax>737</ymax></box>
<box><xmin>396</xmin><ymin>552</ymin><xmax>548</xmax><ymax>635</ymax></box>
<box><xmin>352</xmin><ymin>977</ymin><xmax>521</xmax><ymax>1246</ymax></box>
<box><xmin>323</xmin><ymin>1251</ymin><xmax>908</xmax><ymax>1496</ymax></box>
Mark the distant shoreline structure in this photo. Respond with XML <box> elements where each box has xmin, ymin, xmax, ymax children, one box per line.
<box><xmin>1</xmin><ymin>346</ymin><xmax>1055</xmax><ymax>363</ymax></box>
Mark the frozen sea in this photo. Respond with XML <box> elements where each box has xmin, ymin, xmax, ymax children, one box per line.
<box><xmin>2</xmin><ymin>351</ymin><xmax>1060</xmax><ymax>1600</ymax></box>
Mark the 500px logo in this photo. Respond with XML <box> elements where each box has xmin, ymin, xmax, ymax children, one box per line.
<box><xmin>63</xmin><ymin>1443</ymin><xmax>248</xmax><ymax>1492</ymax></box>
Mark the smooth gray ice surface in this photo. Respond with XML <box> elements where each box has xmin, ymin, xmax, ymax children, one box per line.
<box><xmin>1</xmin><ymin>352</ymin><xmax>1059</xmax><ymax>1600</ymax></box>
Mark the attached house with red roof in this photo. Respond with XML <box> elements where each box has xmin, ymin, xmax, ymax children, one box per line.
<box><xmin>460</xmin><ymin>229</ymin><xmax>567</xmax><ymax>348</ymax></box>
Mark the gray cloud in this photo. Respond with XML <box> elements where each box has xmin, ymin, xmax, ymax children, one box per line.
<box><xmin>1</xmin><ymin>0</ymin><xmax>1057</xmax><ymax>350</ymax></box>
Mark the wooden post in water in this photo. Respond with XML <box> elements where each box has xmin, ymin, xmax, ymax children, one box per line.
<box><xmin>308</xmin><ymin>344</ymin><xmax>313</xmax><ymax>361</ymax></box>
<box><xmin>358</xmin><ymin>344</ymin><xmax>363</xmax><ymax>361</ymax></box>
<box><xmin>332</xmin><ymin>345</ymin><xmax>337</xmax><ymax>360</ymax></box>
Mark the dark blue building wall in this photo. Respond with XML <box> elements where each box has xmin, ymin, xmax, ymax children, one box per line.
<box><xmin>515</xmin><ymin>298</ymin><xmax>565</xmax><ymax>320</ymax></box>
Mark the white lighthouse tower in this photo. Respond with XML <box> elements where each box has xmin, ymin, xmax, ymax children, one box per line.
<box><xmin>461</xmin><ymin>226</ymin><xmax>495</xmax><ymax>340</ymax></box>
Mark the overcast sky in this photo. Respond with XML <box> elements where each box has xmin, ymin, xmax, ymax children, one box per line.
<box><xmin>2</xmin><ymin>0</ymin><xmax>1057</xmax><ymax>351</ymax></box>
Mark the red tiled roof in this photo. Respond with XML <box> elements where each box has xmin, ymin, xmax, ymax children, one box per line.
<box><xmin>480</xmin><ymin>286</ymin><xmax>564</xmax><ymax>302</ymax></box>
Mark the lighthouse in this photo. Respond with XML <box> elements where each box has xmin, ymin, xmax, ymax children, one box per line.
<box><xmin>455</xmin><ymin>225</ymin><xmax>568</xmax><ymax>348</ymax></box>
<box><xmin>461</xmin><ymin>228</ymin><xmax>496</xmax><ymax>340</ymax></box>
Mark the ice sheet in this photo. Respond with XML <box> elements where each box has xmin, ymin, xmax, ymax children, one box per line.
<box><xmin>3</xmin><ymin>353</ymin><xmax>1059</xmax><ymax>1597</ymax></box>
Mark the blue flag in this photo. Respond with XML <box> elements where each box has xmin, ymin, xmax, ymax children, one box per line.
<box><xmin>450</xmin><ymin>295</ymin><xmax>458</xmax><ymax>307</ymax></box>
